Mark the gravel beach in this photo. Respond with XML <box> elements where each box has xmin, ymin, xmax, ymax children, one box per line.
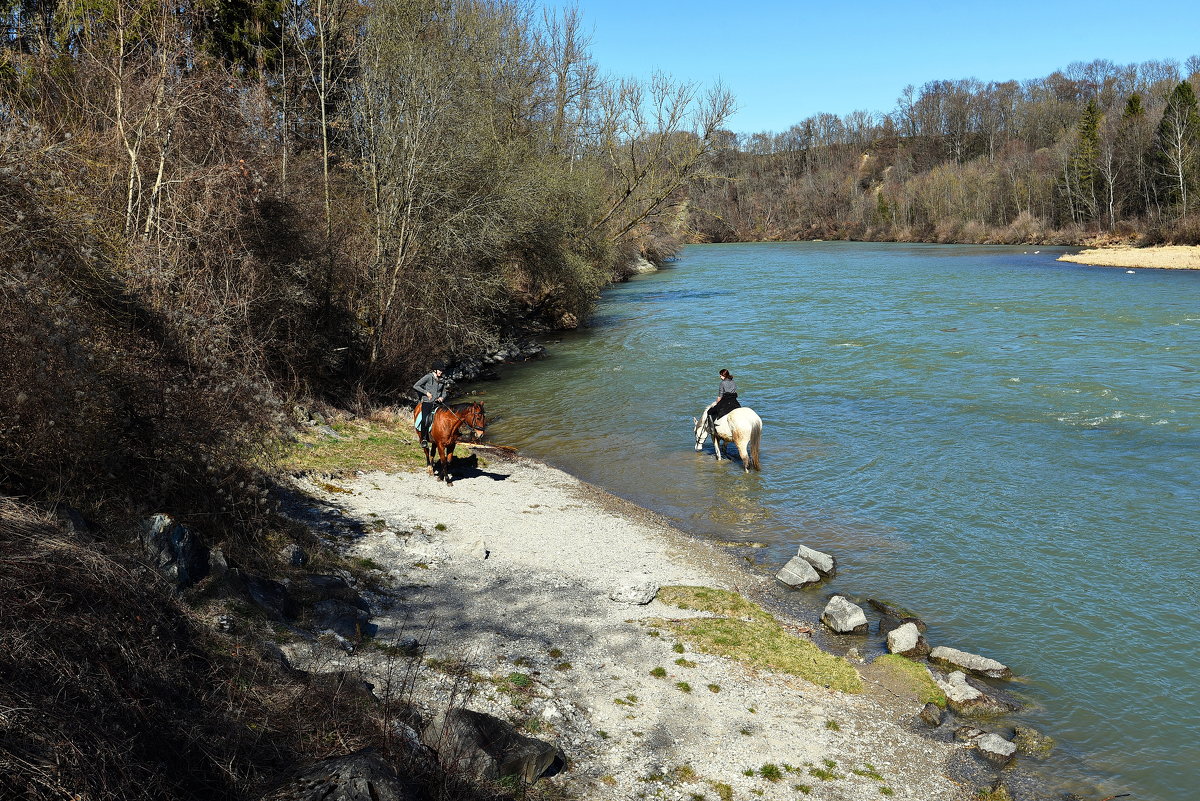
<box><xmin>290</xmin><ymin>447</ymin><xmax>977</xmax><ymax>801</ymax></box>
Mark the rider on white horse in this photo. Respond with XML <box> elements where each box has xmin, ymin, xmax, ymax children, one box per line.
<box><xmin>706</xmin><ymin>368</ymin><xmax>740</xmax><ymax>433</ymax></box>
<box><xmin>694</xmin><ymin>368</ymin><xmax>762</xmax><ymax>472</ymax></box>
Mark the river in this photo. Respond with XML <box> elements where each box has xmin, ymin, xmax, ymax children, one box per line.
<box><xmin>470</xmin><ymin>242</ymin><xmax>1200</xmax><ymax>800</ymax></box>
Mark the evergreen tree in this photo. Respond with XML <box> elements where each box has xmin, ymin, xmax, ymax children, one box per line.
<box><xmin>1154</xmin><ymin>81</ymin><xmax>1200</xmax><ymax>215</ymax></box>
<box><xmin>1068</xmin><ymin>99</ymin><xmax>1101</xmax><ymax>222</ymax></box>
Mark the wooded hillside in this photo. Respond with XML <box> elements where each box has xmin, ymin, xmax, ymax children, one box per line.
<box><xmin>690</xmin><ymin>58</ymin><xmax>1200</xmax><ymax>245</ymax></box>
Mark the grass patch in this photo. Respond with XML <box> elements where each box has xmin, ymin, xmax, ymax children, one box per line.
<box><xmin>658</xmin><ymin>586</ymin><xmax>861</xmax><ymax>693</ymax></box>
<box><xmin>809</xmin><ymin>759</ymin><xmax>841</xmax><ymax>781</ymax></box>
<box><xmin>825</xmin><ymin>719</ymin><xmax>840</xmax><ymax>731</ymax></box>
<box><xmin>879</xmin><ymin>788</ymin><xmax>894</xmax><ymax>796</ymax></box>
<box><xmin>873</xmin><ymin>654</ymin><xmax>947</xmax><ymax>707</ymax></box>
<box><xmin>650</xmin><ymin>666</ymin><xmax>667</xmax><ymax>678</ymax></box>
<box><xmin>658</xmin><ymin>585</ymin><xmax>772</xmax><ymax>622</ymax></box>
<box><xmin>793</xmin><ymin>784</ymin><xmax>812</xmax><ymax>794</ymax></box>
<box><xmin>851</xmin><ymin>764</ymin><xmax>884</xmax><ymax>781</ymax></box>
<box><xmin>673</xmin><ymin>642</ymin><xmax>686</xmax><ymax>653</ymax></box>
<box><xmin>676</xmin><ymin>681</ymin><xmax>692</xmax><ymax>693</ymax></box>
<box><xmin>548</xmin><ymin>648</ymin><xmax>563</xmax><ymax>658</ymax></box>
<box><xmin>278</xmin><ymin>418</ymin><xmax>427</xmax><ymax>474</ymax></box>
<box><xmin>613</xmin><ymin>694</ymin><xmax>638</xmax><ymax>707</ymax></box>
<box><xmin>554</xmin><ymin>662</ymin><xmax>572</xmax><ymax>671</ymax></box>
<box><xmin>759</xmin><ymin>763</ymin><xmax>782</xmax><ymax>782</ymax></box>
<box><xmin>674</xmin><ymin>657</ymin><xmax>697</xmax><ymax>668</ymax></box>
<box><xmin>710</xmin><ymin>782</ymin><xmax>733</xmax><ymax>801</ymax></box>
<box><xmin>434</xmin><ymin>523</ymin><xmax>447</xmax><ymax>531</ymax></box>
<box><xmin>707</xmin><ymin>683</ymin><xmax>721</xmax><ymax>693</ymax></box>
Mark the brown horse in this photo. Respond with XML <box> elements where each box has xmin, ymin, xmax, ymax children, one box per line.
<box><xmin>412</xmin><ymin>401</ymin><xmax>486</xmax><ymax>484</ymax></box>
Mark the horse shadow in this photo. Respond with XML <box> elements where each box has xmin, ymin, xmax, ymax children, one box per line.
<box><xmin>447</xmin><ymin>451</ymin><xmax>510</xmax><ymax>482</ymax></box>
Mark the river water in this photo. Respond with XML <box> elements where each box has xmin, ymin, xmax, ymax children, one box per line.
<box><xmin>470</xmin><ymin>242</ymin><xmax>1199</xmax><ymax>800</ymax></box>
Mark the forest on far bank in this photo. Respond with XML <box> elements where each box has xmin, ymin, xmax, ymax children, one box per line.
<box><xmin>689</xmin><ymin>57</ymin><xmax>1200</xmax><ymax>246</ymax></box>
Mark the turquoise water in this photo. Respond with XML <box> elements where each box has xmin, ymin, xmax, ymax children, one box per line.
<box><xmin>473</xmin><ymin>242</ymin><xmax>1200</xmax><ymax>800</ymax></box>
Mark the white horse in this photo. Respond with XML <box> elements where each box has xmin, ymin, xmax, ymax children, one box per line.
<box><xmin>693</xmin><ymin>405</ymin><xmax>762</xmax><ymax>472</ymax></box>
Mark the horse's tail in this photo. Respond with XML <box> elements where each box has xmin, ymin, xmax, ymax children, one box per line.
<box><xmin>747</xmin><ymin>417</ymin><xmax>762</xmax><ymax>471</ymax></box>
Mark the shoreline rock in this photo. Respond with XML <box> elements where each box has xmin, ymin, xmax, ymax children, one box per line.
<box><xmin>929</xmin><ymin>646</ymin><xmax>1012</xmax><ymax>680</ymax></box>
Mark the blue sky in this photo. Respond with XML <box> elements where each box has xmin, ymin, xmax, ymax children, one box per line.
<box><xmin>539</xmin><ymin>0</ymin><xmax>1200</xmax><ymax>133</ymax></box>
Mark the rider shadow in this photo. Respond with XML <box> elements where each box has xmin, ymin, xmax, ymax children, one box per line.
<box><xmin>448</xmin><ymin>452</ymin><xmax>510</xmax><ymax>482</ymax></box>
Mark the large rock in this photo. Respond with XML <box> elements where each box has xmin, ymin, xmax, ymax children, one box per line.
<box><xmin>776</xmin><ymin>556</ymin><xmax>821</xmax><ymax>588</ymax></box>
<box><xmin>608</xmin><ymin>582</ymin><xmax>658</xmax><ymax>605</ymax></box>
<box><xmin>310</xmin><ymin>599</ymin><xmax>375</xmax><ymax>640</ymax></box>
<box><xmin>929</xmin><ymin>646</ymin><xmax>1012</xmax><ymax>680</ymax></box>
<box><xmin>245</xmin><ymin>574</ymin><xmax>298</xmax><ymax>620</ymax></box>
<box><xmin>918</xmin><ymin>702</ymin><xmax>944</xmax><ymax>727</ymax></box>
<box><xmin>974</xmin><ymin>732</ymin><xmax>1017</xmax><ymax>766</ymax></box>
<box><xmin>139</xmin><ymin>513</ymin><xmax>208</xmax><ymax>590</ymax></box>
<box><xmin>1013</xmin><ymin>725</ymin><xmax>1055</xmax><ymax>757</ymax></box>
<box><xmin>886</xmin><ymin>622</ymin><xmax>931</xmax><ymax>658</ymax></box>
<box><xmin>794</xmin><ymin>544</ymin><xmax>836</xmax><ymax>576</ymax></box>
<box><xmin>935</xmin><ymin>671</ymin><xmax>1016</xmax><ymax>717</ymax></box>
<box><xmin>261</xmin><ymin>748</ymin><xmax>419</xmax><ymax>801</ymax></box>
<box><xmin>422</xmin><ymin>708</ymin><xmax>565</xmax><ymax>784</ymax></box>
<box><xmin>820</xmin><ymin>595</ymin><xmax>868</xmax><ymax>634</ymax></box>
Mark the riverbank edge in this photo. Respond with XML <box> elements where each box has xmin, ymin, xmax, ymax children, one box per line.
<box><xmin>294</xmin><ymin>445</ymin><xmax>989</xmax><ymax>801</ymax></box>
<box><xmin>1056</xmin><ymin>244</ymin><xmax>1200</xmax><ymax>270</ymax></box>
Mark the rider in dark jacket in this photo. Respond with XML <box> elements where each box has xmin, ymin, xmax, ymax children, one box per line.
<box><xmin>414</xmin><ymin>363</ymin><xmax>450</xmax><ymax>444</ymax></box>
<box><xmin>706</xmin><ymin>368</ymin><xmax>741</xmax><ymax>427</ymax></box>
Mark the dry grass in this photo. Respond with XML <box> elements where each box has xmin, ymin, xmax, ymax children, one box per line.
<box><xmin>277</xmin><ymin>418</ymin><xmax>429</xmax><ymax>475</ymax></box>
<box><xmin>656</xmin><ymin>586</ymin><xmax>862</xmax><ymax>694</ymax></box>
<box><xmin>1058</xmin><ymin>244</ymin><xmax>1200</xmax><ymax>270</ymax></box>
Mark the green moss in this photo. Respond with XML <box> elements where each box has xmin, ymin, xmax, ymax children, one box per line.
<box><xmin>872</xmin><ymin>654</ymin><xmax>947</xmax><ymax>707</ymax></box>
<box><xmin>548</xmin><ymin>647</ymin><xmax>563</xmax><ymax>658</ymax></box>
<box><xmin>657</xmin><ymin>586</ymin><xmax>861</xmax><ymax>694</ymax></box>
<box><xmin>434</xmin><ymin>523</ymin><xmax>447</xmax><ymax>531</ymax></box>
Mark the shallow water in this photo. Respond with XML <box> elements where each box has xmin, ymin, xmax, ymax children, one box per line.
<box><xmin>471</xmin><ymin>242</ymin><xmax>1200</xmax><ymax>800</ymax></box>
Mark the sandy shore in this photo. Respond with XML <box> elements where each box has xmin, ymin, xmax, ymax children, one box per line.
<box><xmin>284</xmin><ymin>447</ymin><xmax>993</xmax><ymax>800</ymax></box>
<box><xmin>1058</xmin><ymin>244</ymin><xmax>1200</xmax><ymax>270</ymax></box>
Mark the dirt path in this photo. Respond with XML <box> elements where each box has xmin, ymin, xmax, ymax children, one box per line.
<box><xmin>291</xmin><ymin>450</ymin><xmax>974</xmax><ymax>801</ymax></box>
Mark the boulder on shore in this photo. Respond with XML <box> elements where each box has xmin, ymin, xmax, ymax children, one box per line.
<box><xmin>929</xmin><ymin>646</ymin><xmax>1012</xmax><ymax>680</ymax></box>
<box><xmin>794</xmin><ymin>544</ymin><xmax>836</xmax><ymax>576</ymax></box>
<box><xmin>935</xmin><ymin>670</ymin><xmax>1017</xmax><ymax>717</ymax></box>
<box><xmin>820</xmin><ymin>595</ymin><xmax>869</xmax><ymax>634</ymax></box>
<box><xmin>139</xmin><ymin>513</ymin><xmax>208</xmax><ymax>591</ymax></box>
<box><xmin>422</xmin><ymin>708</ymin><xmax>565</xmax><ymax>784</ymax></box>
<box><xmin>886</xmin><ymin>622</ymin><xmax>931</xmax><ymax>658</ymax></box>
<box><xmin>776</xmin><ymin>556</ymin><xmax>821</xmax><ymax>588</ymax></box>
<box><xmin>1013</xmin><ymin>725</ymin><xmax>1055</xmax><ymax>758</ymax></box>
<box><xmin>974</xmin><ymin>732</ymin><xmax>1017</xmax><ymax>766</ymax></box>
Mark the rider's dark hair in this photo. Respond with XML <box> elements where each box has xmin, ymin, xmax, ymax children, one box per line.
<box><xmin>719</xmin><ymin>368</ymin><xmax>733</xmax><ymax>380</ymax></box>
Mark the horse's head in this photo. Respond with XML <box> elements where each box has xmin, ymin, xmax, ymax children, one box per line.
<box><xmin>692</xmin><ymin>416</ymin><xmax>709</xmax><ymax>451</ymax></box>
<box><xmin>460</xmin><ymin>402</ymin><xmax>487</xmax><ymax>441</ymax></box>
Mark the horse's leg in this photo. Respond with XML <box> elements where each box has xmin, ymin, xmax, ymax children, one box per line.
<box><xmin>733</xmin><ymin>427</ymin><xmax>751</xmax><ymax>473</ymax></box>
<box><xmin>444</xmin><ymin>441</ymin><xmax>456</xmax><ymax>485</ymax></box>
